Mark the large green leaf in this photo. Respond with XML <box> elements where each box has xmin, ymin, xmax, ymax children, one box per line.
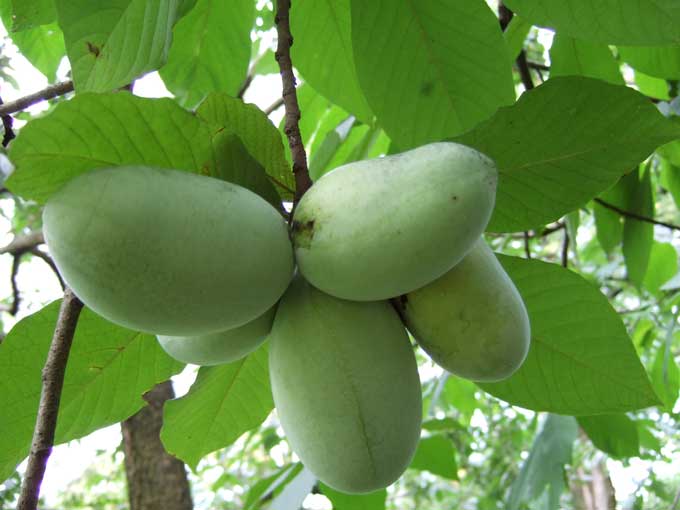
<box><xmin>290</xmin><ymin>0</ymin><xmax>372</xmax><ymax>123</ymax></box>
<box><xmin>550</xmin><ymin>34</ymin><xmax>623</xmax><ymax>84</ymax></box>
<box><xmin>6</xmin><ymin>93</ymin><xmax>214</xmax><ymax>203</ymax></box>
<box><xmin>161</xmin><ymin>344</ymin><xmax>273</xmax><ymax>469</ymax></box>
<box><xmin>11</xmin><ymin>0</ymin><xmax>56</xmax><ymax>30</ymax></box>
<box><xmin>619</xmin><ymin>46</ymin><xmax>680</xmax><ymax>79</ymax></box>
<box><xmin>55</xmin><ymin>0</ymin><xmax>178</xmax><ymax>91</ymax></box>
<box><xmin>479</xmin><ymin>256</ymin><xmax>660</xmax><ymax>415</ymax></box>
<box><xmin>409</xmin><ymin>435</ymin><xmax>458</xmax><ymax>480</ymax></box>
<box><xmin>578</xmin><ymin>414</ymin><xmax>640</xmax><ymax>459</ymax></box>
<box><xmin>351</xmin><ymin>0</ymin><xmax>514</xmax><ymax>149</ymax></box>
<box><xmin>159</xmin><ymin>0</ymin><xmax>253</xmax><ymax>108</ymax></box>
<box><xmin>643</xmin><ymin>243</ymin><xmax>678</xmax><ymax>295</ymax></box>
<box><xmin>504</xmin><ymin>0</ymin><xmax>680</xmax><ymax>45</ymax></box>
<box><xmin>321</xmin><ymin>483</ymin><xmax>386</xmax><ymax>510</ymax></box>
<box><xmin>0</xmin><ymin>301</ymin><xmax>183</xmax><ymax>482</ymax></box>
<box><xmin>196</xmin><ymin>93</ymin><xmax>294</xmax><ymax>199</ymax></box>
<box><xmin>455</xmin><ymin>76</ymin><xmax>680</xmax><ymax>233</ymax></box>
<box><xmin>507</xmin><ymin>414</ymin><xmax>577</xmax><ymax>510</ymax></box>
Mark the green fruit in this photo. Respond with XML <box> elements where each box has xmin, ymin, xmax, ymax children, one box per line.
<box><xmin>269</xmin><ymin>277</ymin><xmax>422</xmax><ymax>494</ymax></box>
<box><xmin>401</xmin><ymin>239</ymin><xmax>530</xmax><ymax>382</ymax></box>
<box><xmin>43</xmin><ymin>166</ymin><xmax>294</xmax><ymax>336</ymax></box>
<box><xmin>157</xmin><ymin>305</ymin><xmax>276</xmax><ymax>365</ymax></box>
<box><xmin>292</xmin><ymin>142</ymin><xmax>497</xmax><ymax>301</ymax></box>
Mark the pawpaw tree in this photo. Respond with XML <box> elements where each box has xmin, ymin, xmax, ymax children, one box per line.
<box><xmin>0</xmin><ymin>0</ymin><xmax>679</xmax><ymax>509</ymax></box>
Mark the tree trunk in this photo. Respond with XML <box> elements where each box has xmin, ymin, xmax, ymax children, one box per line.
<box><xmin>121</xmin><ymin>381</ymin><xmax>193</xmax><ymax>510</ymax></box>
<box><xmin>571</xmin><ymin>458</ymin><xmax>616</xmax><ymax>510</ymax></box>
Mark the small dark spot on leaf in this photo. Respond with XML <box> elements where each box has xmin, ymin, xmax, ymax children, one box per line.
<box><xmin>451</xmin><ymin>195</ymin><xmax>458</xmax><ymax>201</ymax></box>
<box><xmin>87</xmin><ymin>41</ymin><xmax>101</xmax><ymax>57</ymax></box>
<box><xmin>420</xmin><ymin>81</ymin><xmax>434</xmax><ymax>96</ymax></box>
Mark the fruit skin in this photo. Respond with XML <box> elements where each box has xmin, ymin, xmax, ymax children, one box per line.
<box><xmin>292</xmin><ymin>142</ymin><xmax>497</xmax><ymax>301</ymax></box>
<box><xmin>43</xmin><ymin>166</ymin><xmax>294</xmax><ymax>336</ymax></box>
<box><xmin>401</xmin><ymin>239</ymin><xmax>530</xmax><ymax>382</ymax></box>
<box><xmin>269</xmin><ymin>277</ymin><xmax>422</xmax><ymax>494</ymax></box>
<box><xmin>157</xmin><ymin>305</ymin><xmax>276</xmax><ymax>365</ymax></box>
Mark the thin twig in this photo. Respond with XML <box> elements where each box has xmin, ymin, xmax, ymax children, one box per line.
<box><xmin>267</xmin><ymin>174</ymin><xmax>295</xmax><ymax>195</ymax></box>
<box><xmin>561</xmin><ymin>228</ymin><xmax>570</xmax><ymax>268</ymax></box>
<box><xmin>0</xmin><ymin>230</ymin><xmax>44</xmax><ymax>255</ymax></box>
<box><xmin>527</xmin><ymin>61</ymin><xmax>550</xmax><ymax>72</ymax></box>
<box><xmin>594</xmin><ymin>198</ymin><xmax>680</xmax><ymax>231</ymax></box>
<box><xmin>274</xmin><ymin>0</ymin><xmax>312</xmax><ymax>204</ymax></box>
<box><xmin>0</xmin><ymin>95</ymin><xmax>15</xmax><ymax>147</ymax></box>
<box><xmin>7</xmin><ymin>253</ymin><xmax>21</xmax><ymax>315</ymax></box>
<box><xmin>30</xmin><ymin>248</ymin><xmax>65</xmax><ymax>290</ymax></box>
<box><xmin>523</xmin><ymin>231</ymin><xmax>531</xmax><ymax>259</ymax></box>
<box><xmin>0</xmin><ymin>81</ymin><xmax>74</xmax><ymax>117</ymax></box>
<box><xmin>17</xmin><ymin>288</ymin><xmax>83</xmax><ymax>510</ymax></box>
<box><xmin>237</xmin><ymin>74</ymin><xmax>254</xmax><ymax>100</ymax></box>
<box><xmin>516</xmin><ymin>50</ymin><xmax>535</xmax><ymax>91</ymax></box>
<box><xmin>264</xmin><ymin>97</ymin><xmax>285</xmax><ymax>116</ymax></box>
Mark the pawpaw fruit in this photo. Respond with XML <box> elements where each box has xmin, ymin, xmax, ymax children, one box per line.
<box><xmin>43</xmin><ymin>166</ymin><xmax>294</xmax><ymax>335</ymax></box>
<box><xmin>292</xmin><ymin>142</ymin><xmax>497</xmax><ymax>301</ymax></box>
<box><xmin>401</xmin><ymin>239</ymin><xmax>530</xmax><ymax>382</ymax></box>
<box><xmin>157</xmin><ymin>305</ymin><xmax>276</xmax><ymax>365</ymax></box>
<box><xmin>269</xmin><ymin>277</ymin><xmax>422</xmax><ymax>494</ymax></box>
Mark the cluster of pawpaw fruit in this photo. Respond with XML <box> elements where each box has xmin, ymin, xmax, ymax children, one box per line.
<box><xmin>43</xmin><ymin>141</ymin><xmax>530</xmax><ymax>494</ymax></box>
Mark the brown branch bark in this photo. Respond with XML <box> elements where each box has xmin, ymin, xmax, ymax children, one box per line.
<box><xmin>594</xmin><ymin>198</ymin><xmax>680</xmax><ymax>231</ymax></box>
<box><xmin>0</xmin><ymin>81</ymin><xmax>74</xmax><ymax>117</ymax></box>
<box><xmin>17</xmin><ymin>288</ymin><xmax>84</xmax><ymax>510</ymax></box>
<box><xmin>0</xmin><ymin>230</ymin><xmax>44</xmax><ymax>255</ymax></box>
<box><xmin>275</xmin><ymin>0</ymin><xmax>312</xmax><ymax>204</ymax></box>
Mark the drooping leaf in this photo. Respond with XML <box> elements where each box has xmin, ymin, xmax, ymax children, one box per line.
<box><xmin>351</xmin><ymin>0</ymin><xmax>514</xmax><ymax>149</ymax></box>
<box><xmin>622</xmin><ymin>166</ymin><xmax>654</xmax><ymax>287</ymax></box>
<box><xmin>55</xmin><ymin>0</ymin><xmax>179</xmax><ymax>91</ymax></box>
<box><xmin>243</xmin><ymin>464</ymin><xmax>302</xmax><ymax>510</ymax></box>
<box><xmin>619</xmin><ymin>46</ymin><xmax>680</xmax><ymax>79</ymax></box>
<box><xmin>504</xmin><ymin>0</ymin><xmax>680</xmax><ymax>45</ymax></box>
<box><xmin>550</xmin><ymin>34</ymin><xmax>623</xmax><ymax>84</ymax></box>
<box><xmin>479</xmin><ymin>255</ymin><xmax>660</xmax><ymax>415</ymax></box>
<box><xmin>290</xmin><ymin>0</ymin><xmax>372</xmax><ymax>123</ymax></box>
<box><xmin>578</xmin><ymin>414</ymin><xmax>640</xmax><ymax>459</ymax></box>
<box><xmin>161</xmin><ymin>344</ymin><xmax>273</xmax><ymax>469</ymax></box>
<box><xmin>454</xmin><ymin>77</ymin><xmax>680</xmax><ymax>233</ymax></box>
<box><xmin>159</xmin><ymin>0</ymin><xmax>254</xmax><ymax>108</ymax></box>
<box><xmin>321</xmin><ymin>483</ymin><xmax>386</xmax><ymax>510</ymax></box>
<box><xmin>267</xmin><ymin>467</ymin><xmax>316</xmax><ymax>510</ymax></box>
<box><xmin>643</xmin><ymin>242</ymin><xmax>677</xmax><ymax>294</ymax></box>
<box><xmin>651</xmin><ymin>337</ymin><xmax>680</xmax><ymax>411</ymax></box>
<box><xmin>409</xmin><ymin>435</ymin><xmax>458</xmax><ymax>480</ymax></box>
<box><xmin>196</xmin><ymin>92</ymin><xmax>294</xmax><ymax>199</ymax></box>
<box><xmin>6</xmin><ymin>92</ymin><xmax>213</xmax><ymax>203</ymax></box>
<box><xmin>507</xmin><ymin>414</ymin><xmax>577</xmax><ymax>510</ymax></box>
<box><xmin>10</xmin><ymin>0</ymin><xmax>56</xmax><ymax>30</ymax></box>
<box><xmin>0</xmin><ymin>301</ymin><xmax>183</xmax><ymax>482</ymax></box>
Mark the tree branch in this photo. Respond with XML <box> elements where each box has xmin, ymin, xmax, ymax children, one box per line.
<box><xmin>0</xmin><ymin>230</ymin><xmax>44</xmax><ymax>255</ymax></box>
<box><xmin>0</xmin><ymin>81</ymin><xmax>74</xmax><ymax>117</ymax></box>
<box><xmin>264</xmin><ymin>97</ymin><xmax>285</xmax><ymax>116</ymax></box>
<box><xmin>562</xmin><ymin>228</ymin><xmax>570</xmax><ymax>268</ymax></box>
<box><xmin>594</xmin><ymin>198</ymin><xmax>680</xmax><ymax>231</ymax></box>
<box><xmin>30</xmin><ymin>248</ymin><xmax>66</xmax><ymax>290</ymax></box>
<box><xmin>17</xmin><ymin>288</ymin><xmax>84</xmax><ymax>510</ymax></box>
<box><xmin>237</xmin><ymin>74</ymin><xmax>254</xmax><ymax>100</ymax></box>
<box><xmin>0</xmin><ymin>95</ymin><xmax>16</xmax><ymax>147</ymax></box>
<box><xmin>523</xmin><ymin>231</ymin><xmax>532</xmax><ymax>259</ymax></box>
<box><xmin>275</xmin><ymin>0</ymin><xmax>312</xmax><ymax>204</ymax></box>
<box><xmin>516</xmin><ymin>50</ymin><xmax>535</xmax><ymax>91</ymax></box>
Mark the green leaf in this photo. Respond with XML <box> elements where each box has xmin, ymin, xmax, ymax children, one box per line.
<box><xmin>443</xmin><ymin>375</ymin><xmax>478</xmax><ymax>421</ymax></box>
<box><xmin>507</xmin><ymin>414</ymin><xmax>577</xmax><ymax>510</ymax></box>
<box><xmin>409</xmin><ymin>435</ymin><xmax>458</xmax><ymax>480</ymax></box>
<box><xmin>651</xmin><ymin>337</ymin><xmax>680</xmax><ymax>411</ymax></box>
<box><xmin>159</xmin><ymin>0</ymin><xmax>254</xmax><ymax>108</ymax></box>
<box><xmin>643</xmin><ymin>242</ymin><xmax>677</xmax><ymax>294</ymax></box>
<box><xmin>0</xmin><ymin>301</ymin><xmax>183</xmax><ymax>482</ymax></box>
<box><xmin>622</xmin><ymin>167</ymin><xmax>654</xmax><ymax>287</ymax></box>
<box><xmin>619</xmin><ymin>46</ymin><xmax>680</xmax><ymax>79</ymax></box>
<box><xmin>479</xmin><ymin>256</ymin><xmax>660</xmax><ymax>414</ymax></box>
<box><xmin>578</xmin><ymin>414</ymin><xmax>640</xmax><ymax>458</ymax></box>
<box><xmin>320</xmin><ymin>483</ymin><xmax>386</xmax><ymax>510</ymax></box>
<box><xmin>196</xmin><ymin>92</ymin><xmax>293</xmax><ymax>200</ymax></box>
<box><xmin>290</xmin><ymin>0</ymin><xmax>372</xmax><ymax>123</ymax></box>
<box><xmin>161</xmin><ymin>344</ymin><xmax>273</xmax><ymax>469</ymax></box>
<box><xmin>351</xmin><ymin>0</ymin><xmax>514</xmax><ymax>149</ymax></box>
<box><xmin>55</xmin><ymin>0</ymin><xmax>178</xmax><ymax>92</ymax></box>
<box><xmin>593</xmin><ymin>182</ymin><xmax>626</xmax><ymax>254</ymax></box>
<box><xmin>634</xmin><ymin>70</ymin><xmax>671</xmax><ymax>100</ymax></box>
<box><xmin>454</xmin><ymin>76</ymin><xmax>680</xmax><ymax>233</ymax></box>
<box><xmin>504</xmin><ymin>0</ymin><xmax>680</xmax><ymax>45</ymax></box>
<box><xmin>11</xmin><ymin>0</ymin><xmax>56</xmax><ymax>30</ymax></box>
<box><xmin>659</xmin><ymin>157</ymin><xmax>680</xmax><ymax>209</ymax></box>
<box><xmin>6</xmin><ymin>92</ymin><xmax>213</xmax><ymax>203</ymax></box>
<box><xmin>550</xmin><ymin>34</ymin><xmax>623</xmax><ymax>84</ymax></box>
<box><xmin>504</xmin><ymin>15</ymin><xmax>531</xmax><ymax>60</ymax></box>
<box><xmin>243</xmin><ymin>464</ymin><xmax>301</xmax><ymax>510</ymax></box>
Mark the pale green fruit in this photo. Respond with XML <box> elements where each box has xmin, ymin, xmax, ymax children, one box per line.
<box><xmin>43</xmin><ymin>166</ymin><xmax>294</xmax><ymax>336</ymax></box>
<box><xmin>157</xmin><ymin>305</ymin><xmax>276</xmax><ymax>365</ymax></box>
<box><xmin>269</xmin><ymin>277</ymin><xmax>422</xmax><ymax>494</ymax></box>
<box><xmin>292</xmin><ymin>142</ymin><xmax>497</xmax><ymax>301</ymax></box>
<box><xmin>401</xmin><ymin>239</ymin><xmax>530</xmax><ymax>382</ymax></box>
